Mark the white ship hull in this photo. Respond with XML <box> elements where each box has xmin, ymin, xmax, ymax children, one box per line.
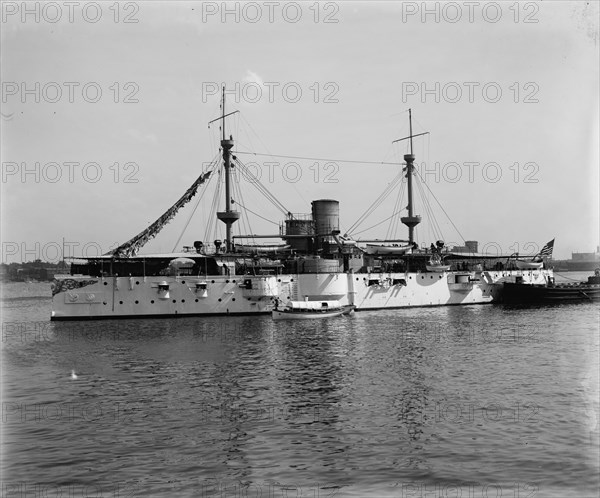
<box><xmin>50</xmin><ymin>269</ymin><xmax>550</xmax><ymax>320</ymax></box>
<box><xmin>50</xmin><ymin>107</ymin><xmax>555</xmax><ymax>321</ymax></box>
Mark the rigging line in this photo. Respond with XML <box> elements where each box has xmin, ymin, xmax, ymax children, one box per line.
<box><xmin>232</xmin><ymin>168</ymin><xmax>254</xmax><ymax>243</ymax></box>
<box><xmin>346</xmin><ymin>170</ymin><xmax>404</xmax><ymax>234</ymax></box>
<box><xmin>416</xmin><ymin>176</ymin><xmax>442</xmax><ymax>241</ymax></box>
<box><xmin>415</xmin><ymin>178</ymin><xmax>439</xmax><ymax>243</ymax></box>
<box><xmin>171</xmin><ymin>160</ymin><xmax>219</xmax><ymax>251</ymax></box>
<box><xmin>350</xmin><ymin>206</ymin><xmax>407</xmax><ymax>236</ymax></box>
<box><xmin>427</xmin><ymin>191</ymin><xmax>444</xmax><ymax>240</ymax></box>
<box><xmin>237</xmin><ymin>115</ymin><xmax>315</xmax><ymax>209</ymax></box>
<box><xmin>234</xmin><ymin>141</ymin><xmax>310</xmax><ymax>207</ymax></box>
<box><xmin>208</xmin><ymin>128</ymin><xmax>218</xmax><ymax>162</ymax></box>
<box><xmin>389</xmin><ymin>180</ymin><xmax>403</xmax><ymax>238</ymax></box>
<box><xmin>233</xmin><ymin>150</ymin><xmax>403</xmax><ymax>166</ymax></box>
<box><xmin>235</xmin><ymin>160</ymin><xmax>287</xmax><ymax>216</ymax></box>
<box><xmin>386</xmin><ymin>192</ymin><xmax>400</xmax><ymax>240</ymax></box>
<box><xmin>349</xmin><ymin>170</ymin><xmax>403</xmax><ymax>230</ymax></box>
<box><xmin>348</xmin><ymin>182</ymin><xmax>400</xmax><ymax>235</ymax></box>
<box><xmin>234</xmin><ymin>113</ymin><xmax>241</xmax><ymax>144</ymax></box>
<box><xmin>237</xmin><ymin>134</ymin><xmax>258</xmax><ymax>160</ymax></box>
<box><xmin>236</xmin><ymin>167</ymin><xmax>263</xmax><ymax>242</ymax></box>
<box><xmin>233</xmin><ymin>201</ymin><xmax>281</xmax><ymax>226</ymax></box>
<box><xmin>207</xmin><ymin>98</ymin><xmax>225</xmax><ymax>154</ymax></box>
<box><xmin>413</xmin><ymin>176</ymin><xmax>429</xmax><ymax>232</ymax></box>
<box><xmin>388</xmin><ymin>149</ymin><xmax>408</xmax><ymax>238</ymax></box>
<box><xmin>234</xmin><ymin>157</ymin><xmax>290</xmax><ymax>216</ymax></box>
<box><xmin>171</xmin><ymin>183</ymin><xmax>207</xmax><ymax>252</ymax></box>
<box><xmin>386</xmin><ymin>173</ymin><xmax>406</xmax><ymax>239</ymax></box>
<box><xmin>420</xmin><ymin>177</ymin><xmax>447</xmax><ymax>242</ymax></box>
<box><xmin>387</xmin><ymin>179</ymin><xmax>406</xmax><ymax>240</ymax></box>
<box><xmin>379</xmin><ymin>141</ymin><xmax>397</xmax><ymax>164</ymax></box>
<box><xmin>230</xmin><ymin>169</ymin><xmax>245</xmax><ymax>239</ymax></box>
<box><xmin>240</xmin><ymin>113</ymin><xmax>276</xmax><ymax>156</ymax></box>
<box><xmin>208</xmin><ymin>143</ymin><xmax>223</xmax><ymax>244</ymax></box>
<box><xmin>205</xmin><ymin>167</ymin><xmax>223</xmax><ymax>241</ymax></box>
<box><xmin>412</xmin><ymin>115</ymin><xmax>427</xmax><ymax>139</ymax></box>
<box><xmin>414</xmin><ymin>168</ymin><xmax>466</xmax><ymax>244</ymax></box>
<box><xmin>397</xmin><ymin>181</ymin><xmax>407</xmax><ymax>237</ymax></box>
<box><xmin>205</xmin><ymin>181</ymin><xmax>219</xmax><ymax>241</ymax></box>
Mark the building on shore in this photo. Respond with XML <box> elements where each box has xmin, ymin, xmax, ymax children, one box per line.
<box><xmin>552</xmin><ymin>247</ymin><xmax>600</xmax><ymax>271</ymax></box>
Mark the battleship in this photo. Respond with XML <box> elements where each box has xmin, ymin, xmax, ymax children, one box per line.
<box><xmin>51</xmin><ymin>92</ymin><xmax>552</xmax><ymax>320</ymax></box>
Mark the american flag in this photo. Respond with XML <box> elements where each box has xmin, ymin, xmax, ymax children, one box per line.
<box><xmin>538</xmin><ymin>239</ymin><xmax>555</xmax><ymax>258</ymax></box>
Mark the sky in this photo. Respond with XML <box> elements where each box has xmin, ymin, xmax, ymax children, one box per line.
<box><xmin>1</xmin><ymin>0</ymin><xmax>598</xmax><ymax>262</ymax></box>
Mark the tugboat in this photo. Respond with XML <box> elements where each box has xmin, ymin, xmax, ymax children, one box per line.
<box><xmin>501</xmin><ymin>269</ymin><xmax>600</xmax><ymax>304</ymax></box>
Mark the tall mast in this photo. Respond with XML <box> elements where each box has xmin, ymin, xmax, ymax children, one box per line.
<box><xmin>393</xmin><ymin>109</ymin><xmax>428</xmax><ymax>245</ymax></box>
<box><xmin>221</xmin><ymin>86</ymin><xmax>226</xmax><ymax>142</ymax></box>
<box><xmin>215</xmin><ymin>86</ymin><xmax>240</xmax><ymax>253</ymax></box>
<box><xmin>409</xmin><ymin>108</ymin><xmax>414</xmax><ymax>154</ymax></box>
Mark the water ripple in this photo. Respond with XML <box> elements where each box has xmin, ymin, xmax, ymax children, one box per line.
<box><xmin>2</xmin><ymin>284</ymin><xmax>598</xmax><ymax>497</ymax></box>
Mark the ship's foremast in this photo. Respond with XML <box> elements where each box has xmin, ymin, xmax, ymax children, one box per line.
<box><xmin>213</xmin><ymin>87</ymin><xmax>240</xmax><ymax>253</ymax></box>
<box><xmin>393</xmin><ymin>109</ymin><xmax>428</xmax><ymax>245</ymax></box>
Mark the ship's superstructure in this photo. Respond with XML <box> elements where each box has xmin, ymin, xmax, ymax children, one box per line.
<box><xmin>51</xmin><ymin>94</ymin><xmax>552</xmax><ymax>320</ymax></box>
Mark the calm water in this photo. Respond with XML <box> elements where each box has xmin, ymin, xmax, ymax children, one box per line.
<box><xmin>2</xmin><ymin>276</ymin><xmax>599</xmax><ymax>497</ymax></box>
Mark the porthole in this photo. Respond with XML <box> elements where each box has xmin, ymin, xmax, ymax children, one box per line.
<box><xmin>226</xmin><ymin>279</ymin><xmax>230</xmax><ymax>283</ymax></box>
<box><xmin>291</xmin><ymin>278</ymin><xmax>294</xmax><ymax>282</ymax></box>
<box><xmin>181</xmin><ymin>281</ymin><xmax>185</xmax><ymax>284</ymax></box>
<box><xmin>211</xmin><ymin>280</ymin><xmax>215</xmax><ymax>283</ymax></box>
<box><xmin>172</xmin><ymin>299</ymin><xmax>176</xmax><ymax>303</ymax></box>
<box><xmin>232</xmin><ymin>298</ymin><xmax>236</xmax><ymax>301</ymax></box>
<box><xmin>135</xmin><ymin>300</ymin><xmax>139</xmax><ymax>304</ymax></box>
<box><xmin>103</xmin><ymin>282</ymin><xmax>108</xmax><ymax>286</ymax></box>
<box><xmin>182</xmin><ymin>299</ymin><xmax>185</xmax><ymax>303</ymax></box>
<box><xmin>218</xmin><ymin>298</ymin><xmax>222</xmax><ymax>302</ymax></box>
<box><xmin>195</xmin><ymin>299</ymin><xmax>199</xmax><ymax>303</ymax></box>
<box><xmin>119</xmin><ymin>301</ymin><xmax>123</xmax><ymax>305</ymax></box>
<box><xmin>136</xmin><ymin>281</ymin><xmax>140</xmax><ymax>285</ymax></box>
<box><xmin>151</xmin><ymin>300</ymin><xmax>155</xmax><ymax>304</ymax></box>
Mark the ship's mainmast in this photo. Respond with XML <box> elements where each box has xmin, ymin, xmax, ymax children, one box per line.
<box><xmin>393</xmin><ymin>109</ymin><xmax>428</xmax><ymax>245</ymax></box>
<box><xmin>214</xmin><ymin>87</ymin><xmax>240</xmax><ymax>253</ymax></box>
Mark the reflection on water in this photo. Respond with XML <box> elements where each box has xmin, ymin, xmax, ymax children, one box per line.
<box><xmin>1</xmin><ymin>282</ymin><xmax>599</xmax><ymax>497</ymax></box>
